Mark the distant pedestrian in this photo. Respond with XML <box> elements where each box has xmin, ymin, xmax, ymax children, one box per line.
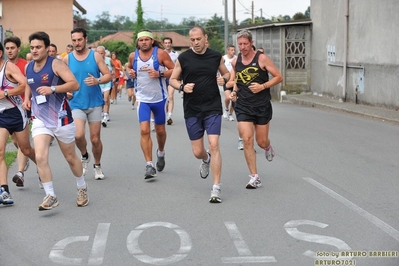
<box><xmin>163</xmin><ymin>37</ymin><xmax>179</xmax><ymax>125</ymax></box>
<box><xmin>229</xmin><ymin>29</ymin><xmax>283</xmax><ymax>189</ymax></box>
<box><xmin>169</xmin><ymin>26</ymin><xmax>230</xmax><ymax>203</ymax></box>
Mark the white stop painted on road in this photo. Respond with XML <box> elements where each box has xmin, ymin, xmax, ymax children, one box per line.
<box><xmin>127</xmin><ymin>222</ymin><xmax>192</xmax><ymax>265</ymax></box>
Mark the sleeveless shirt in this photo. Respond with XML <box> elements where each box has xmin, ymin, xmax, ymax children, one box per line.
<box><xmin>132</xmin><ymin>46</ymin><xmax>167</xmax><ymax>103</ymax></box>
<box><xmin>235</xmin><ymin>51</ymin><xmax>270</xmax><ymax>107</ymax></box>
<box><xmin>26</xmin><ymin>56</ymin><xmax>73</xmax><ymax>128</ymax></box>
<box><xmin>0</xmin><ymin>61</ymin><xmax>24</xmax><ymax>111</ymax></box>
<box><xmin>68</xmin><ymin>50</ymin><xmax>104</xmax><ymax>110</ymax></box>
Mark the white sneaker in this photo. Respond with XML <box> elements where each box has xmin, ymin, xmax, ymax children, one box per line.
<box><xmin>237</xmin><ymin>139</ymin><xmax>244</xmax><ymax>150</ymax></box>
<box><xmin>150</xmin><ymin>120</ymin><xmax>155</xmax><ymax>132</ymax></box>
<box><xmin>94</xmin><ymin>165</ymin><xmax>105</xmax><ymax>180</ymax></box>
<box><xmin>81</xmin><ymin>154</ymin><xmax>90</xmax><ymax>176</ymax></box>
<box><xmin>228</xmin><ymin>114</ymin><xmax>235</xmax><ymax>121</ymax></box>
<box><xmin>223</xmin><ymin>109</ymin><xmax>229</xmax><ymax>119</ymax></box>
<box><xmin>101</xmin><ymin>117</ymin><xmax>107</xmax><ymax>127</ymax></box>
<box><xmin>265</xmin><ymin>145</ymin><xmax>275</xmax><ymax>162</ymax></box>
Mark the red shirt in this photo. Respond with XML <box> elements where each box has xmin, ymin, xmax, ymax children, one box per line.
<box><xmin>14</xmin><ymin>58</ymin><xmax>27</xmax><ymax>99</ymax></box>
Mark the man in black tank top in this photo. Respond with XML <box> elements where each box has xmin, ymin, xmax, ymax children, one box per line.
<box><xmin>228</xmin><ymin>29</ymin><xmax>283</xmax><ymax>189</ymax></box>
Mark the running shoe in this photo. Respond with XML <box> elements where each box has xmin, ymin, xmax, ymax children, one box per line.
<box><xmin>101</xmin><ymin>117</ymin><xmax>107</xmax><ymax>128</ymax></box>
<box><xmin>156</xmin><ymin>152</ymin><xmax>165</xmax><ymax>172</ymax></box>
<box><xmin>118</xmin><ymin>95</ymin><xmax>121</xmax><ymax>100</ymax></box>
<box><xmin>228</xmin><ymin>114</ymin><xmax>235</xmax><ymax>121</ymax></box>
<box><xmin>12</xmin><ymin>171</ymin><xmax>24</xmax><ymax>187</ymax></box>
<box><xmin>0</xmin><ymin>187</ymin><xmax>14</xmax><ymax>205</ymax></box>
<box><xmin>237</xmin><ymin>139</ymin><xmax>244</xmax><ymax>150</ymax></box>
<box><xmin>246</xmin><ymin>175</ymin><xmax>262</xmax><ymax>189</ymax></box>
<box><xmin>209</xmin><ymin>187</ymin><xmax>222</xmax><ymax>203</ymax></box>
<box><xmin>223</xmin><ymin>109</ymin><xmax>229</xmax><ymax>119</ymax></box>
<box><xmin>199</xmin><ymin>151</ymin><xmax>211</xmax><ymax>179</ymax></box>
<box><xmin>144</xmin><ymin>165</ymin><xmax>156</xmax><ymax>179</ymax></box>
<box><xmin>39</xmin><ymin>195</ymin><xmax>59</xmax><ymax>211</ymax></box>
<box><xmin>150</xmin><ymin>121</ymin><xmax>155</xmax><ymax>132</ymax></box>
<box><xmin>265</xmin><ymin>145</ymin><xmax>275</xmax><ymax>162</ymax></box>
<box><xmin>77</xmin><ymin>186</ymin><xmax>89</xmax><ymax>207</ymax></box>
<box><xmin>132</xmin><ymin>104</ymin><xmax>135</xmax><ymax>110</ymax></box>
<box><xmin>81</xmin><ymin>153</ymin><xmax>90</xmax><ymax>176</ymax></box>
<box><xmin>167</xmin><ymin>118</ymin><xmax>173</xmax><ymax>125</ymax></box>
<box><xmin>128</xmin><ymin>96</ymin><xmax>132</xmax><ymax>102</ymax></box>
<box><xmin>94</xmin><ymin>165</ymin><xmax>105</xmax><ymax>180</ymax></box>
<box><xmin>24</xmin><ymin>160</ymin><xmax>30</xmax><ymax>171</ymax></box>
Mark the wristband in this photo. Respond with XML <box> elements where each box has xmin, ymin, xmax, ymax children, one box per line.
<box><xmin>179</xmin><ymin>84</ymin><xmax>185</xmax><ymax>92</ymax></box>
<box><xmin>159</xmin><ymin>71</ymin><xmax>164</xmax><ymax>78</ymax></box>
<box><xmin>223</xmin><ymin>77</ymin><xmax>228</xmax><ymax>84</ymax></box>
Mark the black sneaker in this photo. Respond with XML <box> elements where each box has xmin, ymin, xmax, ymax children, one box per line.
<box><xmin>144</xmin><ymin>165</ymin><xmax>156</xmax><ymax>179</ymax></box>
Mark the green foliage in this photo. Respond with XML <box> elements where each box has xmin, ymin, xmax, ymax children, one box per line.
<box><xmin>5</xmin><ymin>151</ymin><xmax>17</xmax><ymax>168</ymax></box>
<box><xmin>133</xmin><ymin>0</ymin><xmax>144</xmax><ymax>42</ymax></box>
<box><xmin>208</xmin><ymin>37</ymin><xmax>224</xmax><ymax>54</ymax></box>
<box><xmin>305</xmin><ymin>6</ymin><xmax>311</xmax><ymax>18</ymax></box>
<box><xmin>99</xmin><ymin>41</ymin><xmax>135</xmax><ymax>63</ymax></box>
<box><xmin>293</xmin><ymin>12</ymin><xmax>307</xmax><ymax>20</ymax></box>
<box><xmin>18</xmin><ymin>44</ymin><xmax>31</xmax><ymax>59</ymax></box>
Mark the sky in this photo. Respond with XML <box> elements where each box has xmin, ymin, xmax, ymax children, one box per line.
<box><xmin>78</xmin><ymin>0</ymin><xmax>310</xmax><ymax>25</ymax></box>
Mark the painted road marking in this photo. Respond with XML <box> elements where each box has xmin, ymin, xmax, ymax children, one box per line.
<box><xmin>126</xmin><ymin>221</ymin><xmax>192</xmax><ymax>265</ymax></box>
<box><xmin>304</xmin><ymin>177</ymin><xmax>399</xmax><ymax>242</ymax></box>
<box><xmin>221</xmin><ymin>221</ymin><xmax>277</xmax><ymax>263</ymax></box>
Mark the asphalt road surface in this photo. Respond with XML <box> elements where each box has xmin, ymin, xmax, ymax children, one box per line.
<box><xmin>1</xmin><ymin>91</ymin><xmax>398</xmax><ymax>266</ymax></box>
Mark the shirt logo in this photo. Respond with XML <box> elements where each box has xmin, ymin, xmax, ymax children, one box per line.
<box><xmin>236</xmin><ymin>67</ymin><xmax>259</xmax><ymax>85</ymax></box>
<box><xmin>41</xmin><ymin>73</ymin><xmax>50</xmax><ymax>83</ymax></box>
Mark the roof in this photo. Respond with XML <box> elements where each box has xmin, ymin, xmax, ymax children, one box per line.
<box><xmin>236</xmin><ymin>19</ymin><xmax>312</xmax><ymax>31</ymax></box>
<box><xmin>89</xmin><ymin>31</ymin><xmax>191</xmax><ymax>49</ymax></box>
<box><xmin>73</xmin><ymin>0</ymin><xmax>87</xmax><ymax>15</ymax></box>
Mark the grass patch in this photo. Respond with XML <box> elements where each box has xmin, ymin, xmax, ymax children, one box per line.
<box><xmin>5</xmin><ymin>151</ymin><xmax>17</xmax><ymax>168</ymax></box>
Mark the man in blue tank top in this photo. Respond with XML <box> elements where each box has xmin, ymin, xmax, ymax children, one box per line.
<box><xmin>169</xmin><ymin>26</ymin><xmax>230</xmax><ymax>203</ymax></box>
<box><xmin>126</xmin><ymin>29</ymin><xmax>175</xmax><ymax>180</ymax></box>
<box><xmin>24</xmin><ymin>31</ymin><xmax>89</xmax><ymax>210</ymax></box>
<box><xmin>63</xmin><ymin>28</ymin><xmax>112</xmax><ymax>181</ymax></box>
<box><xmin>228</xmin><ymin>29</ymin><xmax>283</xmax><ymax>189</ymax></box>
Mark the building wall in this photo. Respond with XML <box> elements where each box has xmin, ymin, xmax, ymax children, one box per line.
<box><xmin>1</xmin><ymin>0</ymin><xmax>74</xmax><ymax>52</ymax></box>
<box><xmin>310</xmin><ymin>0</ymin><xmax>399</xmax><ymax>108</ymax></box>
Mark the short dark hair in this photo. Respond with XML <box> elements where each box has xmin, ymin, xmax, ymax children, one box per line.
<box><xmin>162</xmin><ymin>37</ymin><xmax>173</xmax><ymax>44</ymax></box>
<box><xmin>0</xmin><ymin>42</ymin><xmax>4</xmax><ymax>53</ymax></box>
<box><xmin>4</xmin><ymin>36</ymin><xmax>22</xmax><ymax>48</ymax></box>
<box><xmin>71</xmin><ymin>27</ymin><xmax>87</xmax><ymax>38</ymax></box>
<box><xmin>49</xmin><ymin>43</ymin><xmax>58</xmax><ymax>51</ymax></box>
<box><xmin>226</xmin><ymin>44</ymin><xmax>235</xmax><ymax>49</ymax></box>
<box><xmin>29</xmin><ymin>31</ymin><xmax>51</xmax><ymax>48</ymax></box>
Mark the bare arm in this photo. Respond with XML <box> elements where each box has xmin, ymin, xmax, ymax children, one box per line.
<box><xmin>169</xmin><ymin>59</ymin><xmax>183</xmax><ymax>90</ymax></box>
<box><xmin>95</xmin><ymin>52</ymin><xmax>112</xmax><ymax>84</ymax></box>
<box><xmin>259</xmin><ymin>54</ymin><xmax>283</xmax><ymax>89</ymax></box>
<box><xmin>3</xmin><ymin>63</ymin><xmax>27</xmax><ymax>99</ymax></box>
<box><xmin>126</xmin><ymin>52</ymin><xmax>136</xmax><ymax>79</ymax></box>
<box><xmin>216</xmin><ymin>57</ymin><xmax>231</xmax><ymax>87</ymax></box>
<box><xmin>52</xmin><ymin>59</ymin><xmax>79</xmax><ymax>93</ymax></box>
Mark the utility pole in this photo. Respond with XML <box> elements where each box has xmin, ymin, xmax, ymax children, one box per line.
<box><xmin>251</xmin><ymin>1</ymin><xmax>255</xmax><ymax>24</ymax></box>
<box><xmin>224</xmin><ymin>0</ymin><xmax>228</xmax><ymax>47</ymax></box>
<box><xmin>232</xmin><ymin>0</ymin><xmax>236</xmax><ymax>33</ymax></box>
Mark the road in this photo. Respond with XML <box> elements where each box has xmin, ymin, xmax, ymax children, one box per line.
<box><xmin>1</xmin><ymin>92</ymin><xmax>398</xmax><ymax>266</ymax></box>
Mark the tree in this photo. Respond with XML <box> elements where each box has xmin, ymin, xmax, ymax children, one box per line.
<box><xmin>133</xmin><ymin>0</ymin><xmax>144</xmax><ymax>42</ymax></box>
<box><xmin>305</xmin><ymin>6</ymin><xmax>311</xmax><ymax>18</ymax></box>
<box><xmin>293</xmin><ymin>12</ymin><xmax>307</xmax><ymax>20</ymax></box>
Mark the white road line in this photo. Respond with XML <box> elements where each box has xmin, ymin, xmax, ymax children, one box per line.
<box><xmin>304</xmin><ymin>177</ymin><xmax>399</xmax><ymax>242</ymax></box>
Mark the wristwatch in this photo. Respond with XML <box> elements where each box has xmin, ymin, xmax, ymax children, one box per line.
<box><xmin>97</xmin><ymin>78</ymin><xmax>101</xmax><ymax>84</ymax></box>
<box><xmin>4</xmin><ymin>89</ymin><xmax>9</xmax><ymax>98</ymax></box>
<box><xmin>51</xmin><ymin>86</ymin><xmax>56</xmax><ymax>94</ymax></box>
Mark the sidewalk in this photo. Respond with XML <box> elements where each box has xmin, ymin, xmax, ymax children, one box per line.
<box><xmin>283</xmin><ymin>93</ymin><xmax>399</xmax><ymax>124</ymax></box>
